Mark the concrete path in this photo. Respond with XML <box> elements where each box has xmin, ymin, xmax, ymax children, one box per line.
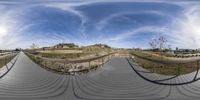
<box><xmin>0</xmin><ymin>52</ymin><xmax>200</xmax><ymax>100</ymax></box>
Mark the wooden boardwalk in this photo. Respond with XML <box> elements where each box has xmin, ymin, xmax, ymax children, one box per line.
<box><xmin>0</xmin><ymin>52</ymin><xmax>200</xmax><ymax>100</ymax></box>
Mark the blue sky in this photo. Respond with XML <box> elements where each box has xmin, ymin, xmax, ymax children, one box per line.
<box><xmin>0</xmin><ymin>0</ymin><xmax>200</xmax><ymax>49</ymax></box>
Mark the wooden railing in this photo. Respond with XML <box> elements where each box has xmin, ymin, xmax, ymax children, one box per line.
<box><xmin>0</xmin><ymin>52</ymin><xmax>19</xmax><ymax>78</ymax></box>
<box><xmin>128</xmin><ymin>52</ymin><xmax>200</xmax><ymax>85</ymax></box>
<box><xmin>26</xmin><ymin>52</ymin><xmax>116</xmax><ymax>75</ymax></box>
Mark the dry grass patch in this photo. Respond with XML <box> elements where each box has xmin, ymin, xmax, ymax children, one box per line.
<box><xmin>131</xmin><ymin>50</ymin><xmax>199</xmax><ymax>75</ymax></box>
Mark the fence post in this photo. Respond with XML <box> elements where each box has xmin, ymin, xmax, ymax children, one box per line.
<box><xmin>44</xmin><ymin>60</ymin><xmax>46</xmax><ymax>67</ymax></box>
<box><xmin>64</xmin><ymin>61</ymin><xmax>66</xmax><ymax>73</ymax></box>
<box><xmin>193</xmin><ymin>60</ymin><xmax>199</xmax><ymax>80</ymax></box>
<box><xmin>153</xmin><ymin>64</ymin><xmax>155</xmax><ymax>73</ymax></box>
<box><xmin>12</xmin><ymin>51</ymin><xmax>13</xmax><ymax>63</ymax></box>
<box><xmin>5</xmin><ymin>57</ymin><xmax>8</xmax><ymax>70</ymax></box>
<box><xmin>98</xmin><ymin>59</ymin><xmax>101</xmax><ymax>67</ymax></box>
<box><xmin>197</xmin><ymin>61</ymin><xmax>199</xmax><ymax>71</ymax></box>
<box><xmin>108</xmin><ymin>55</ymin><xmax>109</xmax><ymax>61</ymax></box>
<box><xmin>89</xmin><ymin>61</ymin><xmax>90</xmax><ymax>68</ymax></box>
<box><xmin>9</xmin><ymin>53</ymin><xmax>11</xmax><ymax>61</ymax></box>
<box><xmin>102</xmin><ymin>57</ymin><xmax>104</xmax><ymax>67</ymax></box>
<box><xmin>177</xmin><ymin>64</ymin><xmax>180</xmax><ymax>76</ymax></box>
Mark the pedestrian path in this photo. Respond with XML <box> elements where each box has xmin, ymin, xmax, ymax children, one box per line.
<box><xmin>0</xmin><ymin>52</ymin><xmax>200</xmax><ymax>100</ymax></box>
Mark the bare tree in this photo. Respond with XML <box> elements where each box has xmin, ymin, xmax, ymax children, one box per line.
<box><xmin>149</xmin><ymin>38</ymin><xmax>157</xmax><ymax>50</ymax></box>
<box><xmin>158</xmin><ymin>35</ymin><xmax>167</xmax><ymax>60</ymax></box>
<box><xmin>158</xmin><ymin>36</ymin><xmax>167</xmax><ymax>51</ymax></box>
<box><xmin>168</xmin><ymin>45</ymin><xmax>170</xmax><ymax>49</ymax></box>
<box><xmin>30</xmin><ymin>43</ymin><xmax>37</xmax><ymax>50</ymax></box>
<box><xmin>168</xmin><ymin>45</ymin><xmax>172</xmax><ymax>51</ymax></box>
<box><xmin>149</xmin><ymin>35</ymin><xmax>168</xmax><ymax>60</ymax></box>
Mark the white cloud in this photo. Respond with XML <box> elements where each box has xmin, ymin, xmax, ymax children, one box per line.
<box><xmin>44</xmin><ymin>3</ymin><xmax>89</xmax><ymax>39</ymax></box>
<box><xmin>168</xmin><ymin>4</ymin><xmax>200</xmax><ymax>49</ymax></box>
<box><xmin>1</xmin><ymin>0</ymin><xmax>200</xmax><ymax>49</ymax></box>
<box><xmin>96</xmin><ymin>10</ymin><xmax>171</xmax><ymax>31</ymax></box>
<box><xmin>0</xmin><ymin>6</ymin><xmax>30</xmax><ymax>49</ymax></box>
<box><xmin>101</xmin><ymin>26</ymin><xmax>166</xmax><ymax>43</ymax></box>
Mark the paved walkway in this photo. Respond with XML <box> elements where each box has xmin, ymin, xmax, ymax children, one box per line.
<box><xmin>0</xmin><ymin>52</ymin><xmax>200</xmax><ymax>100</ymax></box>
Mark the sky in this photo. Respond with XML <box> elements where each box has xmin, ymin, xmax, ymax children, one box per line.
<box><xmin>0</xmin><ymin>0</ymin><xmax>200</xmax><ymax>49</ymax></box>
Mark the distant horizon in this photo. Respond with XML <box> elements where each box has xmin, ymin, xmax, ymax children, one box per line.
<box><xmin>1</xmin><ymin>42</ymin><xmax>200</xmax><ymax>50</ymax></box>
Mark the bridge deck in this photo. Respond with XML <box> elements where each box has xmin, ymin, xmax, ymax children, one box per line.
<box><xmin>0</xmin><ymin>52</ymin><xmax>200</xmax><ymax>100</ymax></box>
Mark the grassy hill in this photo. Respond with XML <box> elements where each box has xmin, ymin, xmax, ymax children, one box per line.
<box><xmin>28</xmin><ymin>43</ymin><xmax>113</xmax><ymax>59</ymax></box>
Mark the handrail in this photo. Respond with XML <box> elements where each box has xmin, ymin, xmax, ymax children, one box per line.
<box><xmin>27</xmin><ymin>52</ymin><xmax>116</xmax><ymax>63</ymax></box>
<box><xmin>131</xmin><ymin>52</ymin><xmax>200</xmax><ymax>64</ymax></box>
<box><xmin>127</xmin><ymin>58</ymin><xmax>200</xmax><ymax>86</ymax></box>
<box><xmin>25</xmin><ymin>52</ymin><xmax>115</xmax><ymax>74</ymax></box>
<box><xmin>0</xmin><ymin>52</ymin><xmax>19</xmax><ymax>79</ymax></box>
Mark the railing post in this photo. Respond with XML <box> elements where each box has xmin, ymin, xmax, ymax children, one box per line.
<box><xmin>153</xmin><ymin>64</ymin><xmax>155</xmax><ymax>73</ymax></box>
<box><xmin>177</xmin><ymin>64</ymin><xmax>180</xmax><ymax>76</ymax></box>
<box><xmin>89</xmin><ymin>61</ymin><xmax>90</xmax><ymax>68</ymax></box>
<box><xmin>64</xmin><ymin>61</ymin><xmax>66</xmax><ymax>72</ymax></box>
<box><xmin>73</xmin><ymin>64</ymin><xmax>76</xmax><ymax>75</ymax></box>
<box><xmin>98</xmin><ymin>59</ymin><xmax>100</xmax><ymax>67</ymax></box>
<box><xmin>102</xmin><ymin>57</ymin><xmax>104</xmax><ymax>67</ymax></box>
<box><xmin>197</xmin><ymin>61</ymin><xmax>199</xmax><ymax>71</ymax></box>
<box><xmin>11</xmin><ymin>51</ymin><xmax>13</xmax><ymax>63</ymax></box>
<box><xmin>193</xmin><ymin>60</ymin><xmax>199</xmax><ymax>80</ymax></box>
<box><xmin>9</xmin><ymin>53</ymin><xmax>11</xmax><ymax>61</ymax></box>
<box><xmin>44</xmin><ymin>60</ymin><xmax>46</xmax><ymax>67</ymax></box>
<box><xmin>5</xmin><ymin>57</ymin><xmax>8</xmax><ymax>70</ymax></box>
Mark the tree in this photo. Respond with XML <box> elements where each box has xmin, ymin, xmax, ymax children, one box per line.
<box><xmin>158</xmin><ymin>36</ymin><xmax>167</xmax><ymax>51</ymax></box>
<box><xmin>158</xmin><ymin>35</ymin><xmax>167</xmax><ymax>60</ymax></box>
<box><xmin>149</xmin><ymin>38</ymin><xmax>157</xmax><ymax>51</ymax></box>
<box><xmin>168</xmin><ymin>45</ymin><xmax>171</xmax><ymax>50</ymax></box>
<box><xmin>149</xmin><ymin>35</ymin><xmax>168</xmax><ymax>60</ymax></box>
<box><xmin>15</xmin><ymin>48</ymin><xmax>21</xmax><ymax>51</ymax></box>
<box><xmin>30</xmin><ymin>43</ymin><xmax>37</xmax><ymax>49</ymax></box>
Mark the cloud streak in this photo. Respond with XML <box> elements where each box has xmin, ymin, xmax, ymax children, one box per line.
<box><xmin>0</xmin><ymin>0</ymin><xmax>200</xmax><ymax>49</ymax></box>
<box><xmin>167</xmin><ymin>2</ymin><xmax>200</xmax><ymax>49</ymax></box>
